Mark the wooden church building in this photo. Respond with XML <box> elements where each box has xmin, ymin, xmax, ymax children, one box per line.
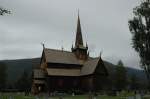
<box><xmin>32</xmin><ymin>15</ymin><xmax>108</xmax><ymax>94</ymax></box>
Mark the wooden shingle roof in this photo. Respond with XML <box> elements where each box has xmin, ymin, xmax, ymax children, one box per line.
<box><xmin>41</xmin><ymin>48</ymin><xmax>104</xmax><ymax>76</ymax></box>
<box><xmin>44</xmin><ymin>48</ymin><xmax>81</xmax><ymax>65</ymax></box>
<box><xmin>81</xmin><ymin>57</ymin><xmax>99</xmax><ymax>76</ymax></box>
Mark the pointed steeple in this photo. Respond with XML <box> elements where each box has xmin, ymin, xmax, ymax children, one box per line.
<box><xmin>72</xmin><ymin>12</ymin><xmax>89</xmax><ymax>60</ymax></box>
<box><xmin>75</xmin><ymin>12</ymin><xmax>83</xmax><ymax>47</ymax></box>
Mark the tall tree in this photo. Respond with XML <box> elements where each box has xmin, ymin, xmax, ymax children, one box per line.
<box><xmin>128</xmin><ymin>0</ymin><xmax>150</xmax><ymax>86</ymax></box>
<box><xmin>0</xmin><ymin>62</ymin><xmax>7</xmax><ymax>89</ymax></box>
<box><xmin>114</xmin><ymin>60</ymin><xmax>127</xmax><ymax>91</ymax></box>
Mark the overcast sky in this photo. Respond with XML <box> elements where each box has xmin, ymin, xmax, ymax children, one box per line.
<box><xmin>0</xmin><ymin>0</ymin><xmax>142</xmax><ymax>69</ymax></box>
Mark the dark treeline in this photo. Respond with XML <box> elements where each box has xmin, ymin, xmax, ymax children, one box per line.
<box><xmin>0</xmin><ymin>59</ymin><xmax>148</xmax><ymax>93</ymax></box>
<box><xmin>94</xmin><ymin>60</ymin><xmax>148</xmax><ymax>92</ymax></box>
<box><xmin>0</xmin><ymin>63</ymin><xmax>31</xmax><ymax>92</ymax></box>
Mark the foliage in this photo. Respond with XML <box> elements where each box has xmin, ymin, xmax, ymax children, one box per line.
<box><xmin>129</xmin><ymin>73</ymin><xmax>139</xmax><ymax>90</ymax></box>
<box><xmin>114</xmin><ymin>60</ymin><xmax>127</xmax><ymax>90</ymax></box>
<box><xmin>0</xmin><ymin>94</ymin><xmax>142</xmax><ymax>99</ymax></box>
<box><xmin>128</xmin><ymin>0</ymin><xmax>150</xmax><ymax>85</ymax></box>
<box><xmin>15</xmin><ymin>70</ymin><xmax>31</xmax><ymax>91</ymax></box>
<box><xmin>0</xmin><ymin>7</ymin><xmax>10</xmax><ymax>15</ymax></box>
<box><xmin>0</xmin><ymin>62</ymin><xmax>7</xmax><ymax>89</ymax></box>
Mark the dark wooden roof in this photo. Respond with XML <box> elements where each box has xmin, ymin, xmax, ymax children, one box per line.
<box><xmin>81</xmin><ymin>57</ymin><xmax>99</xmax><ymax>76</ymax></box>
<box><xmin>44</xmin><ymin>48</ymin><xmax>81</xmax><ymax>65</ymax></box>
<box><xmin>42</xmin><ymin>48</ymin><xmax>104</xmax><ymax>76</ymax></box>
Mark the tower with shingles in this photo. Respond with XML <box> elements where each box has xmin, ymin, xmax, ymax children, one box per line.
<box><xmin>72</xmin><ymin>14</ymin><xmax>88</xmax><ymax>60</ymax></box>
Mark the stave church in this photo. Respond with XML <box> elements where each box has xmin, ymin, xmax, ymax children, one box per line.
<box><xmin>32</xmin><ymin>14</ymin><xmax>108</xmax><ymax>94</ymax></box>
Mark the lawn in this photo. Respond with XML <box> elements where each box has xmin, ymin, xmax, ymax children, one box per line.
<box><xmin>0</xmin><ymin>95</ymin><xmax>128</xmax><ymax>99</ymax></box>
<box><xmin>0</xmin><ymin>94</ymin><xmax>150</xmax><ymax>99</ymax></box>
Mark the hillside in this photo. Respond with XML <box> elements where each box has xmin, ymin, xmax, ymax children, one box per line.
<box><xmin>0</xmin><ymin>58</ymin><xmax>148</xmax><ymax>85</ymax></box>
<box><xmin>0</xmin><ymin>58</ymin><xmax>40</xmax><ymax>85</ymax></box>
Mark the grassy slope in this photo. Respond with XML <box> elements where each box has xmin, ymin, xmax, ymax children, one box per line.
<box><xmin>0</xmin><ymin>58</ymin><xmax>40</xmax><ymax>85</ymax></box>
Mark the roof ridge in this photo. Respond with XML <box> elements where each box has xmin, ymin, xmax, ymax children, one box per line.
<box><xmin>44</xmin><ymin>48</ymin><xmax>72</xmax><ymax>53</ymax></box>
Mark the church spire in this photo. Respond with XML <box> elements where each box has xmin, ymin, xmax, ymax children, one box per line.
<box><xmin>72</xmin><ymin>12</ymin><xmax>88</xmax><ymax>60</ymax></box>
<box><xmin>75</xmin><ymin>12</ymin><xmax>83</xmax><ymax>47</ymax></box>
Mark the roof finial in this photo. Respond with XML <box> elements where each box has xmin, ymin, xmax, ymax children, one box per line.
<box><xmin>86</xmin><ymin>41</ymin><xmax>88</xmax><ymax>48</ymax></box>
<box><xmin>87</xmin><ymin>51</ymin><xmax>89</xmax><ymax>56</ymax></box>
<box><xmin>100</xmin><ymin>50</ymin><xmax>103</xmax><ymax>57</ymax></box>
<box><xmin>41</xmin><ymin>42</ymin><xmax>45</xmax><ymax>49</ymax></box>
<box><xmin>61</xmin><ymin>45</ymin><xmax>64</xmax><ymax>52</ymax></box>
<box><xmin>72</xmin><ymin>43</ymin><xmax>73</xmax><ymax>48</ymax></box>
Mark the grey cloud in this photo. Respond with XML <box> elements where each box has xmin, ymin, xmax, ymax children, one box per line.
<box><xmin>0</xmin><ymin>0</ymin><xmax>142</xmax><ymax>68</ymax></box>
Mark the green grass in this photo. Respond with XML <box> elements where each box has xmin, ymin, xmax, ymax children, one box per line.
<box><xmin>0</xmin><ymin>94</ymin><xmax>150</xmax><ymax>99</ymax></box>
<box><xmin>63</xmin><ymin>95</ymin><xmax>126</xmax><ymax>99</ymax></box>
<box><xmin>0</xmin><ymin>95</ymin><xmax>128</xmax><ymax>99</ymax></box>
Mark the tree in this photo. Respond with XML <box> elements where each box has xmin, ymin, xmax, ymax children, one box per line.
<box><xmin>128</xmin><ymin>0</ymin><xmax>150</xmax><ymax>87</ymax></box>
<box><xmin>15</xmin><ymin>70</ymin><xmax>31</xmax><ymax>92</ymax></box>
<box><xmin>129</xmin><ymin>73</ymin><xmax>139</xmax><ymax>90</ymax></box>
<box><xmin>0</xmin><ymin>7</ymin><xmax>10</xmax><ymax>15</ymax></box>
<box><xmin>0</xmin><ymin>62</ymin><xmax>7</xmax><ymax>89</ymax></box>
<box><xmin>114</xmin><ymin>60</ymin><xmax>127</xmax><ymax>91</ymax></box>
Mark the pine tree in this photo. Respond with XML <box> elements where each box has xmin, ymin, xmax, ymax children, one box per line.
<box><xmin>114</xmin><ymin>60</ymin><xmax>127</xmax><ymax>91</ymax></box>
